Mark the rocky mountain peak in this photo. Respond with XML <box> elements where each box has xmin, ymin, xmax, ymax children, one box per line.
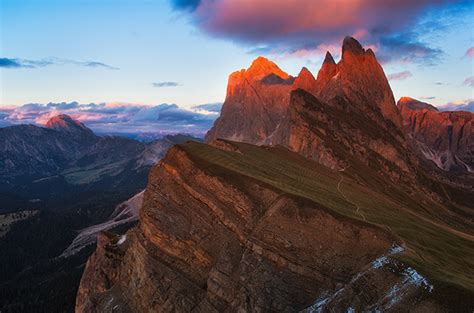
<box><xmin>342</xmin><ymin>36</ymin><xmax>365</xmax><ymax>57</ymax></box>
<box><xmin>207</xmin><ymin>56</ymin><xmax>294</xmax><ymax>144</ymax></box>
<box><xmin>246</xmin><ymin>56</ymin><xmax>290</xmax><ymax>81</ymax></box>
<box><xmin>323</xmin><ymin>51</ymin><xmax>336</xmax><ymax>65</ymax></box>
<box><xmin>45</xmin><ymin>114</ymin><xmax>94</xmax><ymax>136</ymax></box>
<box><xmin>315</xmin><ymin>51</ymin><xmax>337</xmax><ymax>92</ymax></box>
<box><xmin>397</xmin><ymin>97</ymin><xmax>439</xmax><ymax>112</ymax></box>
<box><xmin>293</xmin><ymin>67</ymin><xmax>317</xmax><ymax>93</ymax></box>
<box><xmin>333</xmin><ymin>37</ymin><xmax>402</xmax><ymax>129</ymax></box>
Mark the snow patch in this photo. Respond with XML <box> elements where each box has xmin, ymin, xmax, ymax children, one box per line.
<box><xmin>404</xmin><ymin>267</ymin><xmax>433</xmax><ymax>292</ymax></box>
<box><xmin>117</xmin><ymin>234</ymin><xmax>127</xmax><ymax>245</ymax></box>
<box><xmin>302</xmin><ymin>243</ymin><xmax>435</xmax><ymax>313</ymax></box>
<box><xmin>372</xmin><ymin>244</ymin><xmax>404</xmax><ymax>269</ymax></box>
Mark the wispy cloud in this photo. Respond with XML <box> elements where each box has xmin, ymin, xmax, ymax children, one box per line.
<box><xmin>0</xmin><ymin>57</ymin><xmax>118</xmax><ymax>70</ymax></box>
<box><xmin>79</xmin><ymin>61</ymin><xmax>119</xmax><ymax>70</ymax></box>
<box><xmin>171</xmin><ymin>0</ymin><xmax>200</xmax><ymax>10</ymax></box>
<box><xmin>387</xmin><ymin>70</ymin><xmax>413</xmax><ymax>81</ymax></box>
<box><xmin>377</xmin><ymin>34</ymin><xmax>443</xmax><ymax>64</ymax></box>
<box><xmin>462</xmin><ymin>76</ymin><xmax>474</xmax><ymax>87</ymax></box>
<box><xmin>191</xmin><ymin>102</ymin><xmax>222</xmax><ymax>113</ymax></box>
<box><xmin>152</xmin><ymin>81</ymin><xmax>180</xmax><ymax>88</ymax></box>
<box><xmin>0</xmin><ymin>58</ymin><xmax>25</xmax><ymax>68</ymax></box>
<box><xmin>420</xmin><ymin>96</ymin><xmax>436</xmax><ymax>100</ymax></box>
<box><xmin>437</xmin><ymin>99</ymin><xmax>474</xmax><ymax>112</ymax></box>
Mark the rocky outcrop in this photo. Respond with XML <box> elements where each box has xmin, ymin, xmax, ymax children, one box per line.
<box><xmin>314</xmin><ymin>51</ymin><xmax>337</xmax><ymax>95</ymax></box>
<box><xmin>317</xmin><ymin>37</ymin><xmax>402</xmax><ymax>130</ymax></box>
<box><xmin>293</xmin><ymin>67</ymin><xmax>317</xmax><ymax>95</ymax></box>
<box><xmin>77</xmin><ymin>141</ymin><xmax>474</xmax><ymax>312</ymax></box>
<box><xmin>398</xmin><ymin>97</ymin><xmax>473</xmax><ymax>172</ymax></box>
<box><xmin>76</xmin><ymin>232</ymin><xmax>128</xmax><ymax>313</ymax></box>
<box><xmin>205</xmin><ymin>57</ymin><xmax>294</xmax><ymax>144</ymax></box>
<box><xmin>205</xmin><ymin>37</ymin><xmax>407</xmax><ymax>177</ymax></box>
<box><xmin>77</xmin><ymin>143</ymin><xmax>397</xmax><ymax>312</ymax></box>
<box><xmin>398</xmin><ymin>97</ymin><xmax>439</xmax><ymax>112</ymax></box>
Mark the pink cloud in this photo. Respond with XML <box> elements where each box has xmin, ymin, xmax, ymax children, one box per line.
<box><xmin>1</xmin><ymin>101</ymin><xmax>220</xmax><ymax>134</ymax></box>
<box><xmin>463</xmin><ymin>76</ymin><xmax>474</xmax><ymax>87</ymax></box>
<box><xmin>175</xmin><ymin>0</ymin><xmax>459</xmax><ymax>63</ymax></box>
<box><xmin>387</xmin><ymin>70</ymin><xmax>413</xmax><ymax>81</ymax></box>
<box><xmin>464</xmin><ymin>47</ymin><xmax>474</xmax><ymax>58</ymax></box>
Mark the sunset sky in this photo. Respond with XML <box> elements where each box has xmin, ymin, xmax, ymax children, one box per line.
<box><xmin>0</xmin><ymin>0</ymin><xmax>473</xmax><ymax>133</ymax></box>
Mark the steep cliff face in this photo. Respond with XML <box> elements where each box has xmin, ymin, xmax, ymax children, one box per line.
<box><xmin>398</xmin><ymin>97</ymin><xmax>473</xmax><ymax>172</ymax></box>
<box><xmin>273</xmin><ymin>88</ymin><xmax>411</xmax><ymax>184</ymax></box>
<box><xmin>206</xmin><ymin>37</ymin><xmax>408</xmax><ymax>179</ymax></box>
<box><xmin>205</xmin><ymin>57</ymin><xmax>295</xmax><ymax>144</ymax></box>
<box><xmin>318</xmin><ymin>37</ymin><xmax>402</xmax><ymax>130</ymax></box>
<box><xmin>77</xmin><ymin>141</ymin><xmax>474</xmax><ymax>312</ymax></box>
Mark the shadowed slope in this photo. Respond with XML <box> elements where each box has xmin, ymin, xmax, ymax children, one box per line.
<box><xmin>77</xmin><ymin>140</ymin><xmax>474</xmax><ymax>312</ymax></box>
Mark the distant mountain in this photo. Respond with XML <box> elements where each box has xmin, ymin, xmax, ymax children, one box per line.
<box><xmin>398</xmin><ymin>97</ymin><xmax>473</xmax><ymax>172</ymax></box>
<box><xmin>46</xmin><ymin>114</ymin><xmax>95</xmax><ymax>137</ymax></box>
<box><xmin>0</xmin><ymin>115</ymin><xmax>201</xmax><ymax>211</ymax></box>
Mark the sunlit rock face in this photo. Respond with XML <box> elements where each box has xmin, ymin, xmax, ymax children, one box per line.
<box><xmin>398</xmin><ymin>97</ymin><xmax>473</xmax><ymax>172</ymax></box>
<box><xmin>293</xmin><ymin>67</ymin><xmax>318</xmax><ymax>95</ymax></box>
<box><xmin>317</xmin><ymin>37</ymin><xmax>402</xmax><ymax>130</ymax></box>
<box><xmin>46</xmin><ymin>114</ymin><xmax>95</xmax><ymax>137</ymax></box>
<box><xmin>205</xmin><ymin>57</ymin><xmax>295</xmax><ymax>145</ymax></box>
<box><xmin>206</xmin><ymin>37</ymin><xmax>409</xmax><ymax>179</ymax></box>
<box><xmin>77</xmin><ymin>143</ymin><xmax>399</xmax><ymax>313</ymax></box>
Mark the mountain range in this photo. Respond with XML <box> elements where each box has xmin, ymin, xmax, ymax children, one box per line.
<box><xmin>76</xmin><ymin>37</ymin><xmax>474</xmax><ymax>312</ymax></box>
<box><xmin>0</xmin><ymin>116</ymin><xmax>201</xmax><ymax>312</ymax></box>
<box><xmin>0</xmin><ymin>115</ymin><xmax>200</xmax><ymax>212</ymax></box>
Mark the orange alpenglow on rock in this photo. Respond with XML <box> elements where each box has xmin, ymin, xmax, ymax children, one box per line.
<box><xmin>314</xmin><ymin>51</ymin><xmax>337</xmax><ymax>93</ymax></box>
<box><xmin>206</xmin><ymin>56</ymin><xmax>294</xmax><ymax>144</ymax></box>
<box><xmin>293</xmin><ymin>67</ymin><xmax>317</xmax><ymax>94</ymax></box>
<box><xmin>207</xmin><ymin>36</ymin><xmax>403</xmax><ymax>147</ymax></box>
<box><xmin>45</xmin><ymin>114</ymin><xmax>95</xmax><ymax>136</ymax></box>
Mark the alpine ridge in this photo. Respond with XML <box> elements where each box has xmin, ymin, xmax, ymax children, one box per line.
<box><xmin>77</xmin><ymin>37</ymin><xmax>474</xmax><ymax>313</ymax></box>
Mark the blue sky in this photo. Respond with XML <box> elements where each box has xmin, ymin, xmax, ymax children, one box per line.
<box><xmin>0</xmin><ymin>0</ymin><xmax>473</xmax><ymax>132</ymax></box>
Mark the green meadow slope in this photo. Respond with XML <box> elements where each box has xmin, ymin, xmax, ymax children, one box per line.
<box><xmin>181</xmin><ymin>140</ymin><xmax>474</xmax><ymax>295</ymax></box>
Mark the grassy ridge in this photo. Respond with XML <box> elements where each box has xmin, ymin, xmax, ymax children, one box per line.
<box><xmin>180</xmin><ymin>140</ymin><xmax>474</xmax><ymax>293</ymax></box>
